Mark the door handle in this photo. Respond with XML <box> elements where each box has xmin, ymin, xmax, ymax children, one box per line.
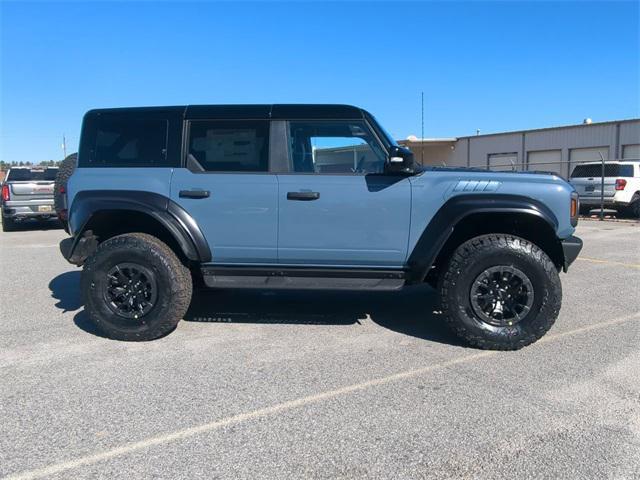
<box><xmin>287</xmin><ymin>191</ymin><xmax>320</xmax><ymax>201</ymax></box>
<box><xmin>179</xmin><ymin>189</ymin><xmax>210</xmax><ymax>199</ymax></box>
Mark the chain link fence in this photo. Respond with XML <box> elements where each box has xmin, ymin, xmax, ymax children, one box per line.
<box><xmin>480</xmin><ymin>156</ymin><xmax>639</xmax><ymax>220</ymax></box>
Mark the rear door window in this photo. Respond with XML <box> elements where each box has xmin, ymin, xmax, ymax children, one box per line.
<box><xmin>571</xmin><ymin>164</ymin><xmax>633</xmax><ymax>178</ymax></box>
<box><xmin>187</xmin><ymin>120</ymin><xmax>269</xmax><ymax>172</ymax></box>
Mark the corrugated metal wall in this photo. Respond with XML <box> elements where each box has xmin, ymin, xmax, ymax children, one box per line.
<box><xmin>404</xmin><ymin>119</ymin><xmax>640</xmax><ymax>178</ymax></box>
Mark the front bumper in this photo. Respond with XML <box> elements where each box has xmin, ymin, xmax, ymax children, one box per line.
<box><xmin>561</xmin><ymin>235</ymin><xmax>583</xmax><ymax>272</ymax></box>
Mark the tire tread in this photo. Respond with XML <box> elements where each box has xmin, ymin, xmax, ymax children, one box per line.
<box><xmin>439</xmin><ymin>234</ymin><xmax>561</xmax><ymax>351</ymax></box>
<box><xmin>81</xmin><ymin>232</ymin><xmax>192</xmax><ymax>341</ymax></box>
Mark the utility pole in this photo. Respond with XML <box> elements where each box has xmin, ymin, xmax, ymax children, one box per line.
<box><xmin>421</xmin><ymin>91</ymin><xmax>424</xmax><ymax>165</ymax></box>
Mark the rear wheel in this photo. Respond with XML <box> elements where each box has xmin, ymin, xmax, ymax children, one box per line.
<box><xmin>81</xmin><ymin>232</ymin><xmax>192</xmax><ymax>341</ymax></box>
<box><xmin>627</xmin><ymin>195</ymin><xmax>640</xmax><ymax>219</ymax></box>
<box><xmin>439</xmin><ymin>234</ymin><xmax>561</xmax><ymax>350</ymax></box>
<box><xmin>2</xmin><ymin>217</ymin><xmax>16</xmax><ymax>232</ymax></box>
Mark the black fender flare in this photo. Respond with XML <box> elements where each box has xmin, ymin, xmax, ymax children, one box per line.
<box><xmin>66</xmin><ymin>190</ymin><xmax>211</xmax><ymax>263</ymax></box>
<box><xmin>406</xmin><ymin>193</ymin><xmax>560</xmax><ymax>282</ymax></box>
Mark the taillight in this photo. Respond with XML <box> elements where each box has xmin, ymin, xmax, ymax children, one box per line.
<box><xmin>1</xmin><ymin>184</ymin><xmax>9</xmax><ymax>201</ymax></box>
<box><xmin>615</xmin><ymin>179</ymin><xmax>627</xmax><ymax>191</ymax></box>
<box><xmin>59</xmin><ymin>185</ymin><xmax>66</xmax><ymax>194</ymax></box>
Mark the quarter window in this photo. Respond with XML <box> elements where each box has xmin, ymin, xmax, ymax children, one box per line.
<box><xmin>91</xmin><ymin>118</ymin><xmax>169</xmax><ymax>167</ymax></box>
<box><xmin>288</xmin><ymin>121</ymin><xmax>386</xmax><ymax>174</ymax></box>
<box><xmin>188</xmin><ymin>120</ymin><xmax>269</xmax><ymax>172</ymax></box>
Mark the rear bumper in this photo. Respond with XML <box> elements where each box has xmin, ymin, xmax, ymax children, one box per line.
<box><xmin>578</xmin><ymin>195</ymin><xmax>630</xmax><ymax>207</ymax></box>
<box><xmin>2</xmin><ymin>204</ymin><xmax>57</xmax><ymax>220</ymax></box>
<box><xmin>561</xmin><ymin>235</ymin><xmax>583</xmax><ymax>272</ymax></box>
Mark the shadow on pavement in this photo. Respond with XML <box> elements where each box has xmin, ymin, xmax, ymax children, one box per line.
<box><xmin>2</xmin><ymin>219</ymin><xmax>64</xmax><ymax>232</ymax></box>
<box><xmin>48</xmin><ymin>270</ymin><xmax>108</xmax><ymax>338</ymax></box>
<box><xmin>48</xmin><ymin>271</ymin><xmax>82</xmax><ymax>312</ymax></box>
<box><xmin>48</xmin><ymin>270</ymin><xmax>462</xmax><ymax>347</ymax></box>
<box><xmin>185</xmin><ymin>284</ymin><xmax>462</xmax><ymax>347</ymax></box>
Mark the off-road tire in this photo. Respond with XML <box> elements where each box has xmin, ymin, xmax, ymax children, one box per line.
<box><xmin>54</xmin><ymin>153</ymin><xmax>77</xmax><ymax>228</ymax></box>
<box><xmin>628</xmin><ymin>195</ymin><xmax>640</xmax><ymax>219</ymax></box>
<box><xmin>579</xmin><ymin>205</ymin><xmax>591</xmax><ymax>216</ymax></box>
<box><xmin>2</xmin><ymin>217</ymin><xmax>16</xmax><ymax>232</ymax></box>
<box><xmin>439</xmin><ymin>234</ymin><xmax>561</xmax><ymax>350</ymax></box>
<box><xmin>81</xmin><ymin>233</ymin><xmax>192</xmax><ymax>341</ymax></box>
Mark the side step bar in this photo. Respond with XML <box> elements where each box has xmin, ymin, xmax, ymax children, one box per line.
<box><xmin>200</xmin><ymin>266</ymin><xmax>406</xmax><ymax>291</ymax></box>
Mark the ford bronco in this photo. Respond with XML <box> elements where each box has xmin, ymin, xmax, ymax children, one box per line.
<box><xmin>58</xmin><ymin>105</ymin><xmax>582</xmax><ymax>349</ymax></box>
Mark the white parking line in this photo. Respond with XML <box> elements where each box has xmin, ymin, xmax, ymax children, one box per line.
<box><xmin>6</xmin><ymin>311</ymin><xmax>639</xmax><ymax>480</ymax></box>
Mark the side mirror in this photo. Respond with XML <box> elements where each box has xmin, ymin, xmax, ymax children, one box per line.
<box><xmin>386</xmin><ymin>146</ymin><xmax>415</xmax><ymax>174</ymax></box>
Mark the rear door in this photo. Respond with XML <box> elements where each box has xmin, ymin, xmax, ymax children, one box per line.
<box><xmin>170</xmin><ymin>118</ymin><xmax>278</xmax><ymax>264</ymax></box>
<box><xmin>276</xmin><ymin>119</ymin><xmax>411</xmax><ymax>267</ymax></box>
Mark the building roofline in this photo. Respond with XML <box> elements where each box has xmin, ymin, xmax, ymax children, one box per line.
<box><xmin>456</xmin><ymin>118</ymin><xmax>640</xmax><ymax>140</ymax></box>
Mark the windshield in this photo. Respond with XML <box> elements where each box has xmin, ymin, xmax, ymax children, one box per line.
<box><xmin>363</xmin><ymin>111</ymin><xmax>399</xmax><ymax>148</ymax></box>
<box><xmin>6</xmin><ymin>168</ymin><xmax>58</xmax><ymax>181</ymax></box>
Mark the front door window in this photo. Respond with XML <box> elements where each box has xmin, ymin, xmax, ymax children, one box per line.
<box><xmin>288</xmin><ymin>121</ymin><xmax>386</xmax><ymax>174</ymax></box>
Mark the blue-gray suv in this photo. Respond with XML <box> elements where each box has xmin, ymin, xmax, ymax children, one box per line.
<box><xmin>58</xmin><ymin>104</ymin><xmax>582</xmax><ymax>349</ymax></box>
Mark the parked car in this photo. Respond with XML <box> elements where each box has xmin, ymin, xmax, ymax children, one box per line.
<box><xmin>1</xmin><ymin>167</ymin><xmax>59</xmax><ymax>231</ymax></box>
<box><xmin>58</xmin><ymin>104</ymin><xmax>582</xmax><ymax>349</ymax></box>
<box><xmin>570</xmin><ymin>161</ymin><xmax>640</xmax><ymax>217</ymax></box>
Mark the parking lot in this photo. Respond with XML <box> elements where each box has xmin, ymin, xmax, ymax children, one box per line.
<box><xmin>0</xmin><ymin>220</ymin><xmax>638</xmax><ymax>479</ymax></box>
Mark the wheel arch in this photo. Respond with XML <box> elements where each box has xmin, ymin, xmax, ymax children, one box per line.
<box><xmin>407</xmin><ymin>194</ymin><xmax>564</xmax><ymax>286</ymax></box>
<box><xmin>65</xmin><ymin>190</ymin><xmax>211</xmax><ymax>265</ymax></box>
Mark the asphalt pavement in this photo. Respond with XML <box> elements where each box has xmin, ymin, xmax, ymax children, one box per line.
<box><xmin>0</xmin><ymin>220</ymin><xmax>638</xmax><ymax>479</ymax></box>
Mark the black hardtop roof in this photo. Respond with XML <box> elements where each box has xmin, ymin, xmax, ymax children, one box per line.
<box><xmin>86</xmin><ymin>104</ymin><xmax>367</xmax><ymax>120</ymax></box>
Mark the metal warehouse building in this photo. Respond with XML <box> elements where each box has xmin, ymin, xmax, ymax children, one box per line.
<box><xmin>399</xmin><ymin>118</ymin><xmax>640</xmax><ymax>178</ymax></box>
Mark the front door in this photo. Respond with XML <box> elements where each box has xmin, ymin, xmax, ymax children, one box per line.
<box><xmin>277</xmin><ymin>119</ymin><xmax>411</xmax><ymax>267</ymax></box>
<box><xmin>170</xmin><ymin>119</ymin><xmax>278</xmax><ymax>264</ymax></box>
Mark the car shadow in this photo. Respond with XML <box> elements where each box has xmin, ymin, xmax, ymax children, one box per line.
<box><xmin>48</xmin><ymin>270</ymin><xmax>108</xmax><ymax>338</ymax></box>
<box><xmin>48</xmin><ymin>271</ymin><xmax>463</xmax><ymax>347</ymax></box>
<box><xmin>48</xmin><ymin>271</ymin><xmax>82</xmax><ymax>312</ymax></box>
<box><xmin>2</xmin><ymin>219</ymin><xmax>64</xmax><ymax>232</ymax></box>
<box><xmin>185</xmin><ymin>284</ymin><xmax>462</xmax><ymax>346</ymax></box>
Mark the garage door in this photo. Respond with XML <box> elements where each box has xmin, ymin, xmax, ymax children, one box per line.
<box><xmin>569</xmin><ymin>146</ymin><xmax>609</xmax><ymax>162</ymax></box>
<box><xmin>622</xmin><ymin>144</ymin><xmax>640</xmax><ymax>160</ymax></box>
<box><xmin>527</xmin><ymin>150</ymin><xmax>562</xmax><ymax>177</ymax></box>
<box><xmin>488</xmin><ymin>153</ymin><xmax>518</xmax><ymax>172</ymax></box>
<box><xmin>569</xmin><ymin>146</ymin><xmax>609</xmax><ymax>178</ymax></box>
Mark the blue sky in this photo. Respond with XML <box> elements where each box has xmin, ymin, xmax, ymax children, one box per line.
<box><xmin>1</xmin><ymin>1</ymin><xmax>638</xmax><ymax>163</ymax></box>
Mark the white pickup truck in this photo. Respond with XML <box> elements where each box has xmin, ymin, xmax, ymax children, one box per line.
<box><xmin>1</xmin><ymin>167</ymin><xmax>59</xmax><ymax>231</ymax></box>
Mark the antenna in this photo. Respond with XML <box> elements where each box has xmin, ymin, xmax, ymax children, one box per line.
<box><xmin>62</xmin><ymin>134</ymin><xmax>67</xmax><ymax>159</ymax></box>
<box><xmin>421</xmin><ymin>91</ymin><xmax>424</xmax><ymax>165</ymax></box>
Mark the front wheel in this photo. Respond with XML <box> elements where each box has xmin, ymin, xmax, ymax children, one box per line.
<box><xmin>81</xmin><ymin>233</ymin><xmax>192</xmax><ymax>341</ymax></box>
<box><xmin>439</xmin><ymin>234</ymin><xmax>561</xmax><ymax>350</ymax></box>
